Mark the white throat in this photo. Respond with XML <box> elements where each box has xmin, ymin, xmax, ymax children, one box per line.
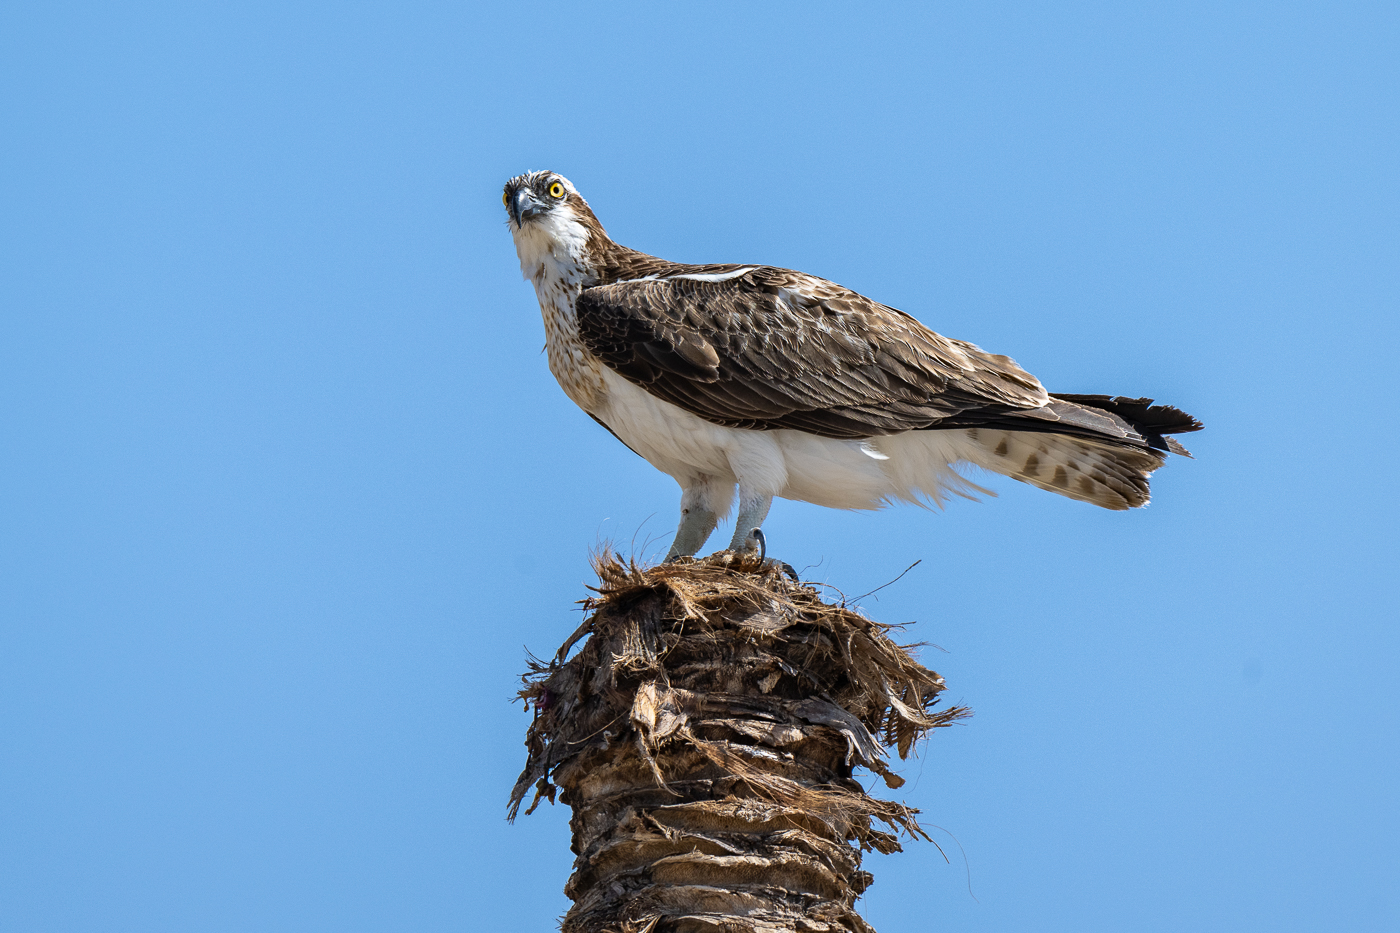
<box><xmin>511</xmin><ymin>203</ymin><xmax>595</xmax><ymax>297</ymax></box>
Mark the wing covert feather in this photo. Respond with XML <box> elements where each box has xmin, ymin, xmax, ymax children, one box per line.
<box><xmin>575</xmin><ymin>267</ymin><xmax>1049</xmax><ymax>439</ymax></box>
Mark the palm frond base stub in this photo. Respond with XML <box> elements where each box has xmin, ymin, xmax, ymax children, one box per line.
<box><xmin>512</xmin><ymin>551</ymin><xmax>969</xmax><ymax>933</ymax></box>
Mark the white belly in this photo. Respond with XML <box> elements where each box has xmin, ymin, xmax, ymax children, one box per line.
<box><xmin>593</xmin><ymin>367</ymin><xmax>986</xmax><ymax>512</ymax></box>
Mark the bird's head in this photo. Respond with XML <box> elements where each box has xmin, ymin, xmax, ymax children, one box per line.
<box><xmin>503</xmin><ymin>171</ymin><xmax>610</xmax><ymax>277</ymax></box>
<box><xmin>502</xmin><ymin>170</ymin><xmax>581</xmax><ymax>228</ymax></box>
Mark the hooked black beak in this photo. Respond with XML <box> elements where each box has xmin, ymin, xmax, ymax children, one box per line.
<box><xmin>509</xmin><ymin>188</ymin><xmax>545</xmax><ymax>226</ymax></box>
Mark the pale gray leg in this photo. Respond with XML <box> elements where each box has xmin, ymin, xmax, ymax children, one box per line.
<box><xmin>726</xmin><ymin>493</ymin><xmax>773</xmax><ymax>552</ymax></box>
<box><xmin>665</xmin><ymin>506</ymin><xmax>719</xmax><ymax>560</ymax></box>
<box><xmin>665</xmin><ymin>485</ymin><xmax>722</xmax><ymax>561</ymax></box>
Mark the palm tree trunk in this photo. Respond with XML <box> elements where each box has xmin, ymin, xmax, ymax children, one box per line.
<box><xmin>510</xmin><ymin>552</ymin><xmax>968</xmax><ymax>933</ymax></box>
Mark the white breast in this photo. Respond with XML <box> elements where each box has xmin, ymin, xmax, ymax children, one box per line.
<box><xmin>592</xmin><ymin>367</ymin><xmax>982</xmax><ymax>514</ymax></box>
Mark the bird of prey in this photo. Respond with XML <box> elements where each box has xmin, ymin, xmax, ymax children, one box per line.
<box><xmin>503</xmin><ymin>170</ymin><xmax>1201</xmax><ymax>562</ymax></box>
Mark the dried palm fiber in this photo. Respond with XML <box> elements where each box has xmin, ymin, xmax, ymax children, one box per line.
<box><xmin>511</xmin><ymin>551</ymin><xmax>970</xmax><ymax>933</ymax></box>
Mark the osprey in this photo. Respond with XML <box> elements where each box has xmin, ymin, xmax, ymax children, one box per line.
<box><xmin>504</xmin><ymin>170</ymin><xmax>1201</xmax><ymax>563</ymax></box>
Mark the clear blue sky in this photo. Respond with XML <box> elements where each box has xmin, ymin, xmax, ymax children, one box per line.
<box><xmin>2</xmin><ymin>2</ymin><xmax>1396</xmax><ymax>931</ymax></box>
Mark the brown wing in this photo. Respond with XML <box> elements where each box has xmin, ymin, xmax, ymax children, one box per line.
<box><xmin>575</xmin><ymin>266</ymin><xmax>1051</xmax><ymax>439</ymax></box>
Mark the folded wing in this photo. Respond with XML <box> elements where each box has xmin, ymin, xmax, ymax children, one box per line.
<box><xmin>576</xmin><ymin>266</ymin><xmax>1053</xmax><ymax>440</ymax></box>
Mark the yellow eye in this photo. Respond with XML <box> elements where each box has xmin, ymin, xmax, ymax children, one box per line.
<box><xmin>502</xmin><ymin>189</ymin><xmax>509</xmax><ymax>207</ymax></box>
<box><xmin>548</xmin><ymin>182</ymin><xmax>565</xmax><ymax>199</ymax></box>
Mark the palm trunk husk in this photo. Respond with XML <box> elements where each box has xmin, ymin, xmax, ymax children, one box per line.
<box><xmin>511</xmin><ymin>551</ymin><xmax>969</xmax><ymax>933</ymax></box>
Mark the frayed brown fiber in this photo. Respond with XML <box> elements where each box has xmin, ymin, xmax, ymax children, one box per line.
<box><xmin>511</xmin><ymin>550</ymin><xmax>970</xmax><ymax>933</ymax></box>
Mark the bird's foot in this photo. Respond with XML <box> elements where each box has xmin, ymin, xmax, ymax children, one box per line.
<box><xmin>730</xmin><ymin>529</ymin><xmax>799</xmax><ymax>581</ymax></box>
<box><xmin>768</xmin><ymin>558</ymin><xmax>800</xmax><ymax>581</ymax></box>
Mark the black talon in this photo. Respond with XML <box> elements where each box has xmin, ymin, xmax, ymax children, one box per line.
<box><xmin>750</xmin><ymin>529</ymin><xmax>799</xmax><ymax>580</ymax></box>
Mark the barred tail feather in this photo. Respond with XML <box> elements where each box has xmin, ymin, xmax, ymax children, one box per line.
<box><xmin>960</xmin><ymin>428</ymin><xmax>1166</xmax><ymax>510</ymax></box>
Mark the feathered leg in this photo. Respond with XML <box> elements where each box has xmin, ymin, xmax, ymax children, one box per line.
<box><xmin>664</xmin><ymin>482</ymin><xmax>726</xmax><ymax>561</ymax></box>
<box><xmin>726</xmin><ymin>493</ymin><xmax>773</xmax><ymax>552</ymax></box>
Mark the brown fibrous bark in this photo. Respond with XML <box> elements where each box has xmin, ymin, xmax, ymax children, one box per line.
<box><xmin>511</xmin><ymin>551</ymin><xmax>969</xmax><ymax>933</ymax></box>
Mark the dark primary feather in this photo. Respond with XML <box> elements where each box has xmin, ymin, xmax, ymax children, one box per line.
<box><xmin>1047</xmin><ymin>394</ymin><xmax>1203</xmax><ymax>455</ymax></box>
<box><xmin>934</xmin><ymin>394</ymin><xmax>1203</xmax><ymax>454</ymax></box>
<box><xmin>577</xmin><ymin>266</ymin><xmax>1055</xmax><ymax>440</ymax></box>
